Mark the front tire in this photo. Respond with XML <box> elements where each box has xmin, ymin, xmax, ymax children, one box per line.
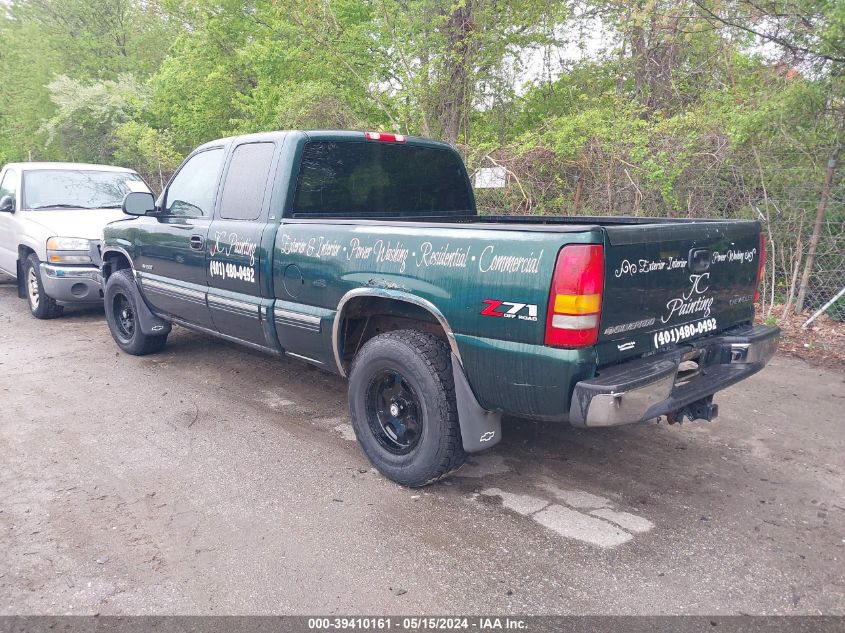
<box><xmin>104</xmin><ymin>269</ymin><xmax>168</xmax><ymax>355</ymax></box>
<box><xmin>23</xmin><ymin>254</ymin><xmax>63</xmax><ymax>319</ymax></box>
<box><xmin>348</xmin><ymin>330</ymin><xmax>466</xmax><ymax>487</ymax></box>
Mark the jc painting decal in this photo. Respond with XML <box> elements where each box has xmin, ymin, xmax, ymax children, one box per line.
<box><xmin>210</xmin><ymin>231</ymin><xmax>258</xmax><ymax>265</ymax></box>
<box><xmin>209</xmin><ymin>230</ymin><xmax>258</xmax><ymax>284</ymax></box>
<box><xmin>481</xmin><ymin>300</ymin><xmax>539</xmax><ymax>322</ymax></box>
<box><xmin>661</xmin><ymin>273</ymin><xmax>713</xmax><ymax>324</ymax></box>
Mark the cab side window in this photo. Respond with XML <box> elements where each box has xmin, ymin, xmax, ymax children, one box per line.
<box><xmin>164</xmin><ymin>149</ymin><xmax>224</xmax><ymax>218</ymax></box>
<box><xmin>0</xmin><ymin>169</ymin><xmax>18</xmax><ymax>202</ymax></box>
<box><xmin>219</xmin><ymin>142</ymin><xmax>275</xmax><ymax>221</ymax></box>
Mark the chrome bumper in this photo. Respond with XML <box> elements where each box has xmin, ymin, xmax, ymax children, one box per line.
<box><xmin>570</xmin><ymin>325</ymin><xmax>780</xmax><ymax>427</ymax></box>
<box><xmin>40</xmin><ymin>264</ymin><xmax>103</xmax><ymax>304</ymax></box>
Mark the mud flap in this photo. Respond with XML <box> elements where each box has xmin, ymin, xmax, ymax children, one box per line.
<box><xmin>16</xmin><ymin>260</ymin><xmax>25</xmax><ymax>299</ymax></box>
<box><xmin>126</xmin><ymin>278</ymin><xmax>172</xmax><ymax>337</ymax></box>
<box><xmin>451</xmin><ymin>353</ymin><xmax>502</xmax><ymax>452</ymax></box>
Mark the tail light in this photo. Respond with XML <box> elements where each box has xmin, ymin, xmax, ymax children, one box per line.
<box><xmin>364</xmin><ymin>131</ymin><xmax>406</xmax><ymax>143</ymax></box>
<box><xmin>545</xmin><ymin>244</ymin><xmax>604</xmax><ymax>348</ymax></box>
<box><xmin>753</xmin><ymin>232</ymin><xmax>766</xmax><ymax>303</ymax></box>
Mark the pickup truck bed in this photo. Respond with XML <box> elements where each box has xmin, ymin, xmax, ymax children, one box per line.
<box><xmin>100</xmin><ymin>130</ymin><xmax>779</xmax><ymax>486</ymax></box>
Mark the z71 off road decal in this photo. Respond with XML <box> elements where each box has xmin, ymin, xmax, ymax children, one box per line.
<box><xmin>480</xmin><ymin>300</ymin><xmax>539</xmax><ymax>321</ymax></box>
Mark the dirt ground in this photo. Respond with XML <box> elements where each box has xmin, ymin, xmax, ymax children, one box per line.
<box><xmin>765</xmin><ymin>307</ymin><xmax>845</xmax><ymax>372</ymax></box>
<box><xmin>1</xmin><ymin>272</ymin><xmax>843</xmax><ymax>615</ymax></box>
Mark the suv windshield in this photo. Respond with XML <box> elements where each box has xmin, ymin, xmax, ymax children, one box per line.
<box><xmin>23</xmin><ymin>170</ymin><xmax>149</xmax><ymax>210</ymax></box>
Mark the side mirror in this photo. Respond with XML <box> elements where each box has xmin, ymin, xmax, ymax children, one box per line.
<box><xmin>122</xmin><ymin>191</ymin><xmax>156</xmax><ymax>216</ymax></box>
<box><xmin>0</xmin><ymin>195</ymin><xmax>14</xmax><ymax>213</ymax></box>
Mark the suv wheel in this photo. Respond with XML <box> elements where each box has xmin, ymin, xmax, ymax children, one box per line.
<box><xmin>104</xmin><ymin>269</ymin><xmax>168</xmax><ymax>355</ymax></box>
<box><xmin>23</xmin><ymin>254</ymin><xmax>63</xmax><ymax>319</ymax></box>
<box><xmin>348</xmin><ymin>329</ymin><xmax>466</xmax><ymax>487</ymax></box>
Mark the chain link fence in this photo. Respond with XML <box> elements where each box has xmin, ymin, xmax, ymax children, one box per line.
<box><xmin>464</xmin><ymin>144</ymin><xmax>845</xmax><ymax>324</ymax></box>
<box><xmin>770</xmin><ymin>217</ymin><xmax>844</xmax><ymax>322</ymax></box>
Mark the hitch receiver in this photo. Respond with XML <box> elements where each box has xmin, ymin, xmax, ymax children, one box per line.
<box><xmin>666</xmin><ymin>396</ymin><xmax>719</xmax><ymax>425</ymax></box>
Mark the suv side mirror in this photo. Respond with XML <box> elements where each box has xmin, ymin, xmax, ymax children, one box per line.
<box><xmin>0</xmin><ymin>195</ymin><xmax>14</xmax><ymax>213</ymax></box>
<box><xmin>122</xmin><ymin>191</ymin><xmax>156</xmax><ymax>216</ymax></box>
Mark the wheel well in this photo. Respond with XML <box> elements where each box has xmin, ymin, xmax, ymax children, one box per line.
<box><xmin>16</xmin><ymin>246</ymin><xmax>35</xmax><ymax>296</ymax></box>
<box><xmin>101</xmin><ymin>252</ymin><xmax>132</xmax><ymax>281</ymax></box>
<box><xmin>337</xmin><ymin>297</ymin><xmax>449</xmax><ymax>371</ymax></box>
<box><xmin>17</xmin><ymin>245</ymin><xmax>34</xmax><ymax>262</ymax></box>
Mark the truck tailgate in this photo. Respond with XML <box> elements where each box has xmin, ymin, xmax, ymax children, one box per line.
<box><xmin>597</xmin><ymin>220</ymin><xmax>762</xmax><ymax>363</ymax></box>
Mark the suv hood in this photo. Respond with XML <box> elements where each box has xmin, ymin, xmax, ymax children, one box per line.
<box><xmin>23</xmin><ymin>208</ymin><xmax>129</xmax><ymax>241</ymax></box>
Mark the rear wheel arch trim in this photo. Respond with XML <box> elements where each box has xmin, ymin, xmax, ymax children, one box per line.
<box><xmin>332</xmin><ymin>288</ymin><xmax>463</xmax><ymax>377</ymax></box>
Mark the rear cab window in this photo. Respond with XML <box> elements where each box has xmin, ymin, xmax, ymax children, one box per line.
<box><xmin>292</xmin><ymin>141</ymin><xmax>473</xmax><ymax>218</ymax></box>
<box><xmin>219</xmin><ymin>142</ymin><xmax>276</xmax><ymax>221</ymax></box>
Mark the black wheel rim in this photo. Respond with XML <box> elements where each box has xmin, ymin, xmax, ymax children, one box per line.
<box><xmin>113</xmin><ymin>293</ymin><xmax>135</xmax><ymax>340</ymax></box>
<box><xmin>364</xmin><ymin>369</ymin><xmax>423</xmax><ymax>455</ymax></box>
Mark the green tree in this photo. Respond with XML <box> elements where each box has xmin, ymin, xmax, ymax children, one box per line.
<box><xmin>41</xmin><ymin>73</ymin><xmax>147</xmax><ymax>162</ymax></box>
<box><xmin>113</xmin><ymin>120</ymin><xmax>181</xmax><ymax>191</ymax></box>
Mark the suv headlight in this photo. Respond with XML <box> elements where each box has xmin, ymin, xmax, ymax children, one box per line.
<box><xmin>46</xmin><ymin>237</ymin><xmax>93</xmax><ymax>264</ymax></box>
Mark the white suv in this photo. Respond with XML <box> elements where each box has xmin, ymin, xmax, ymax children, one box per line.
<box><xmin>0</xmin><ymin>162</ymin><xmax>151</xmax><ymax>318</ymax></box>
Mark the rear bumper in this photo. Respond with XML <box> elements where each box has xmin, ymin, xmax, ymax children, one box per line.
<box><xmin>569</xmin><ymin>325</ymin><xmax>779</xmax><ymax>427</ymax></box>
<box><xmin>40</xmin><ymin>264</ymin><xmax>103</xmax><ymax>304</ymax></box>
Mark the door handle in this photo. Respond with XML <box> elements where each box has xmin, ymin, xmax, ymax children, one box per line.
<box><xmin>189</xmin><ymin>235</ymin><xmax>205</xmax><ymax>251</ymax></box>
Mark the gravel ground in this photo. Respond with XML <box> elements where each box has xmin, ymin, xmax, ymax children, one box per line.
<box><xmin>0</xmin><ymin>272</ymin><xmax>843</xmax><ymax>615</ymax></box>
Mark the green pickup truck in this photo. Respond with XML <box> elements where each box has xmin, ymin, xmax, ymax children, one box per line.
<box><xmin>101</xmin><ymin>130</ymin><xmax>779</xmax><ymax>486</ymax></box>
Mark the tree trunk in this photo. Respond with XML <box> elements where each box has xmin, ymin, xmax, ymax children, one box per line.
<box><xmin>436</xmin><ymin>0</ymin><xmax>474</xmax><ymax>145</ymax></box>
<box><xmin>795</xmin><ymin>149</ymin><xmax>839</xmax><ymax>314</ymax></box>
<box><xmin>572</xmin><ymin>175</ymin><xmax>582</xmax><ymax>215</ymax></box>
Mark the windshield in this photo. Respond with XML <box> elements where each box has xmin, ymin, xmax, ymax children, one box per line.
<box><xmin>23</xmin><ymin>170</ymin><xmax>149</xmax><ymax>210</ymax></box>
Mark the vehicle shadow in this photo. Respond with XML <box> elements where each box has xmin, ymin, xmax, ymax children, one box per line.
<box><xmin>61</xmin><ymin>304</ymin><xmax>106</xmax><ymax>319</ymax></box>
<box><xmin>151</xmin><ymin>324</ymin><xmax>351</xmax><ymax>412</ymax></box>
<box><xmin>441</xmin><ymin>406</ymin><xmax>794</xmax><ymax>533</ymax></box>
<box><xmin>156</xmin><ymin>324</ymin><xmax>774</xmax><ymax>521</ymax></box>
<box><xmin>0</xmin><ymin>274</ymin><xmax>105</xmax><ymax>321</ymax></box>
<box><xmin>452</xmin><ymin>416</ymin><xmax>695</xmax><ymax>492</ymax></box>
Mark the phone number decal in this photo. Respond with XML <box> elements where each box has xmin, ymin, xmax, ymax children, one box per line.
<box><xmin>209</xmin><ymin>260</ymin><xmax>255</xmax><ymax>283</ymax></box>
<box><xmin>653</xmin><ymin>318</ymin><xmax>717</xmax><ymax>348</ymax></box>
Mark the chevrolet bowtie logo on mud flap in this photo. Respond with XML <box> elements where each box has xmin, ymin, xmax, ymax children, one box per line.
<box><xmin>480</xmin><ymin>299</ymin><xmax>539</xmax><ymax>322</ymax></box>
<box><xmin>479</xmin><ymin>431</ymin><xmax>496</xmax><ymax>442</ymax></box>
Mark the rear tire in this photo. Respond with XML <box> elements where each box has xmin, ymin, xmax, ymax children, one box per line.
<box><xmin>348</xmin><ymin>329</ymin><xmax>466</xmax><ymax>487</ymax></box>
<box><xmin>104</xmin><ymin>269</ymin><xmax>168</xmax><ymax>355</ymax></box>
<box><xmin>23</xmin><ymin>254</ymin><xmax>63</xmax><ymax>319</ymax></box>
